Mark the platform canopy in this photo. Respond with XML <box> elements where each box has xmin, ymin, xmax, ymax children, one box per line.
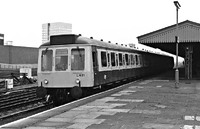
<box><xmin>137</xmin><ymin>20</ymin><xmax>200</xmax><ymax>78</ymax></box>
<box><xmin>137</xmin><ymin>20</ymin><xmax>200</xmax><ymax>44</ymax></box>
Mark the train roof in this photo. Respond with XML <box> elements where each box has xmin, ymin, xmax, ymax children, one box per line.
<box><xmin>41</xmin><ymin>34</ymin><xmax>170</xmax><ymax>56</ymax></box>
<box><xmin>41</xmin><ymin>34</ymin><xmax>132</xmax><ymax>50</ymax></box>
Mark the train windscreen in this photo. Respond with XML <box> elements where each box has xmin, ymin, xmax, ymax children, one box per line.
<box><xmin>55</xmin><ymin>49</ymin><xmax>68</xmax><ymax>71</ymax></box>
<box><xmin>71</xmin><ymin>48</ymin><xmax>85</xmax><ymax>70</ymax></box>
<box><xmin>41</xmin><ymin>49</ymin><xmax>53</xmax><ymax>71</ymax></box>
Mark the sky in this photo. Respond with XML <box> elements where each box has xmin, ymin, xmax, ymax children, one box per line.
<box><xmin>0</xmin><ymin>0</ymin><xmax>200</xmax><ymax>48</ymax></box>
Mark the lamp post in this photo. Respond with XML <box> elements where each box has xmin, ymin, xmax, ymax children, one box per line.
<box><xmin>174</xmin><ymin>1</ymin><xmax>181</xmax><ymax>88</ymax></box>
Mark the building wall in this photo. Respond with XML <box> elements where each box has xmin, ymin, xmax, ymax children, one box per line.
<box><xmin>0</xmin><ymin>33</ymin><xmax>4</xmax><ymax>45</ymax></box>
<box><xmin>0</xmin><ymin>45</ymin><xmax>38</xmax><ymax>64</ymax></box>
<box><xmin>0</xmin><ymin>46</ymin><xmax>9</xmax><ymax>63</ymax></box>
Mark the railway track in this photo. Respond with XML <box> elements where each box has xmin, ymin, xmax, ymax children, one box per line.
<box><xmin>0</xmin><ymin>78</ymin><xmax>137</xmax><ymax>126</ymax></box>
<box><xmin>0</xmin><ymin>87</ymin><xmax>50</xmax><ymax>124</ymax></box>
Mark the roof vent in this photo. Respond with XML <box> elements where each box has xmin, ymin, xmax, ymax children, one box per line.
<box><xmin>78</xmin><ymin>34</ymin><xmax>82</xmax><ymax>36</ymax></box>
<box><xmin>100</xmin><ymin>39</ymin><xmax>103</xmax><ymax>41</ymax></box>
<box><xmin>108</xmin><ymin>41</ymin><xmax>111</xmax><ymax>43</ymax></box>
<box><xmin>121</xmin><ymin>44</ymin><xmax>123</xmax><ymax>46</ymax></box>
<box><xmin>90</xmin><ymin>37</ymin><xmax>93</xmax><ymax>39</ymax></box>
<box><xmin>116</xmin><ymin>43</ymin><xmax>118</xmax><ymax>45</ymax></box>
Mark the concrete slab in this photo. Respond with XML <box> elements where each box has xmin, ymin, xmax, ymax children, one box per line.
<box><xmin>3</xmin><ymin>72</ymin><xmax>200</xmax><ymax>129</ymax></box>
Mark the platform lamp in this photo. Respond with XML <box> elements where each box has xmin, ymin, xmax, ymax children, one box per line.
<box><xmin>174</xmin><ymin>1</ymin><xmax>181</xmax><ymax>88</ymax></box>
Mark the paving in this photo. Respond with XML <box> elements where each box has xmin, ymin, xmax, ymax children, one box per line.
<box><xmin>1</xmin><ymin>71</ymin><xmax>200</xmax><ymax>129</ymax></box>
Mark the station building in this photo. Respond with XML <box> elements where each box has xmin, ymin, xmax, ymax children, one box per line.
<box><xmin>0</xmin><ymin>45</ymin><xmax>38</xmax><ymax>65</ymax></box>
<box><xmin>0</xmin><ymin>33</ymin><xmax>38</xmax><ymax>69</ymax></box>
<box><xmin>137</xmin><ymin>20</ymin><xmax>200</xmax><ymax>79</ymax></box>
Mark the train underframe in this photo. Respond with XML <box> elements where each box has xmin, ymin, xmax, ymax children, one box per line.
<box><xmin>37</xmin><ymin>75</ymin><xmax>141</xmax><ymax>106</ymax></box>
<box><xmin>37</xmin><ymin>67</ymin><xmax>171</xmax><ymax>106</ymax></box>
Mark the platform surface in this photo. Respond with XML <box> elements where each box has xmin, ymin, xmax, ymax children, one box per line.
<box><xmin>1</xmin><ymin>71</ymin><xmax>200</xmax><ymax>129</ymax></box>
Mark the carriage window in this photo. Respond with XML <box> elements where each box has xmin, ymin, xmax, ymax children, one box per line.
<box><xmin>107</xmin><ymin>53</ymin><xmax>110</xmax><ymax>67</ymax></box>
<box><xmin>128</xmin><ymin>55</ymin><xmax>131</xmax><ymax>66</ymax></box>
<box><xmin>123</xmin><ymin>55</ymin><xmax>125</xmax><ymax>66</ymax></box>
<box><xmin>116</xmin><ymin>53</ymin><xmax>119</xmax><ymax>66</ymax></box>
<box><xmin>135</xmin><ymin>55</ymin><xmax>139</xmax><ymax>65</ymax></box>
<box><xmin>131</xmin><ymin>54</ymin><xmax>135</xmax><ymax>65</ymax></box>
<box><xmin>101</xmin><ymin>51</ymin><xmax>107</xmax><ymax>67</ymax></box>
<box><xmin>119</xmin><ymin>53</ymin><xmax>123</xmax><ymax>66</ymax></box>
<box><xmin>55</xmin><ymin>49</ymin><xmax>68</xmax><ymax>71</ymax></box>
<box><xmin>111</xmin><ymin>52</ymin><xmax>116</xmax><ymax>66</ymax></box>
<box><xmin>125</xmin><ymin>54</ymin><xmax>130</xmax><ymax>66</ymax></box>
<box><xmin>41</xmin><ymin>49</ymin><xmax>53</xmax><ymax>71</ymax></box>
<box><xmin>71</xmin><ymin>48</ymin><xmax>85</xmax><ymax>70</ymax></box>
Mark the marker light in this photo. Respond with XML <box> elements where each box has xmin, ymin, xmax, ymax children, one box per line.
<box><xmin>44</xmin><ymin>79</ymin><xmax>48</xmax><ymax>84</ymax></box>
<box><xmin>75</xmin><ymin>79</ymin><xmax>80</xmax><ymax>84</ymax></box>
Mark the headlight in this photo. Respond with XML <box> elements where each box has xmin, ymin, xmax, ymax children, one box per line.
<box><xmin>44</xmin><ymin>79</ymin><xmax>48</xmax><ymax>84</ymax></box>
<box><xmin>75</xmin><ymin>79</ymin><xmax>80</xmax><ymax>84</ymax></box>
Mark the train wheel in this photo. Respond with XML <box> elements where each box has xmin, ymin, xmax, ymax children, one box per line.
<box><xmin>70</xmin><ymin>86</ymin><xmax>82</xmax><ymax>99</ymax></box>
<box><xmin>36</xmin><ymin>86</ymin><xmax>47</xmax><ymax>98</ymax></box>
<box><xmin>55</xmin><ymin>89</ymin><xmax>67</xmax><ymax>105</ymax></box>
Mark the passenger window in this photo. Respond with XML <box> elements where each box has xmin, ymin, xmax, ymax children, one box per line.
<box><xmin>135</xmin><ymin>55</ymin><xmax>139</xmax><ymax>65</ymax></box>
<box><xmin>55</xmin><ymin>49</ymin><xmax>68</xmax><ymax>71</ymax></box>
<box><xmin>125</xmin><ymin>54</ymin><xmax>129</xmax><ymax>66</ymax></box>
<box><xmin>131</xmin><ymin>54</ymin><xmax>135</xmax><ymax>65</ymax></box>
<box><xmin>123</xmin><ymin>55</ymin><xmax>125</xmax><ymax>66</ymax></box>
<box><xmin>116</xmin><ymin>53</ymin><xmax>119</xmax><ymax>66</ymax></box>
<box><xmin>111</xmin><ymin>52</ymin><xmax>116</xmax><ymax>66</ymax></box>
<box><xmin>101</xmin><ymin>51</ymin><xmax>107</xmax><ymax>67</ymax></box>
<box><xmin>107</xmin><ymin>53</ymin><xmax>110</xmax><ymax>67</ymax></box>
<box><xmin>41</xmin><ymin>49</ymin><xmax>53</xmax><ymax>71</ymax></box>
<box><xmin>119</xmin><ymin>53</ymin><xmax>123</xmax><ymax>66</ymax></box>
<box><xmin>71</xmin><ymin>48</ymin><xmax>85</xmax><ymax>70</ymax></box>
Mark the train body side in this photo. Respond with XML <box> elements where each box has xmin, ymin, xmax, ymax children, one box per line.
<box><xmin>92</xmin><ymin>46</ymin><xmax>174</xmax><ymax>87</ymax></box>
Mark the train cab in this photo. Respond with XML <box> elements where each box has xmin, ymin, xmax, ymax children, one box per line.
<box><xmin>37</xmin><ymin>35</ymin><xmax>95</xmax><ymax>102</ymax></box>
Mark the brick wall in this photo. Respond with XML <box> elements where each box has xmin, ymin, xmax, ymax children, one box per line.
<box><xmin>0</xmin><ymin>45</ymin><xmax>38</xmax><ymax>64</ymax></box>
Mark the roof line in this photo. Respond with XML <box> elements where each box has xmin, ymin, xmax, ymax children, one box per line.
<box><xmin>137</xmin><ymin>20</ymin><xmax>200</xmax><ymax>39</ymax></box>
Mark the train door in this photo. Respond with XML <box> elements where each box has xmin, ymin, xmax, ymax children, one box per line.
<box><xmin>92</xmin><ymin>46</ymin><xmax>100</xmax><ymax>86</ymax></box>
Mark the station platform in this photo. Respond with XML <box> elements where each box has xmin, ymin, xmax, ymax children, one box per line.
<box><xmin>1</xmin><ymin>70</ymin><xmax>200</xmax><ymax>129</ymax></box>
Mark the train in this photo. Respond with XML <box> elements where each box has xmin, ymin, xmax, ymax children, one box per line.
<box><xmin>36</xmin><ymin>34</ymin><xmax>182</xmax><ymax>105</ymax></box>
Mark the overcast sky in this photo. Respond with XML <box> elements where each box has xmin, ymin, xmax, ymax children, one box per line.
<box><xmin>0</xmin><ymin>0</ymin><xmax>199</xmax><ymax>47</ymax></box>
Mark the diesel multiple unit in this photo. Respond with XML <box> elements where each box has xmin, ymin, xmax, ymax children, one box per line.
<box><xmin>36</xmin><ymin>34</ymin><xmax>174</xmax><ymax>105</ymax></box>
